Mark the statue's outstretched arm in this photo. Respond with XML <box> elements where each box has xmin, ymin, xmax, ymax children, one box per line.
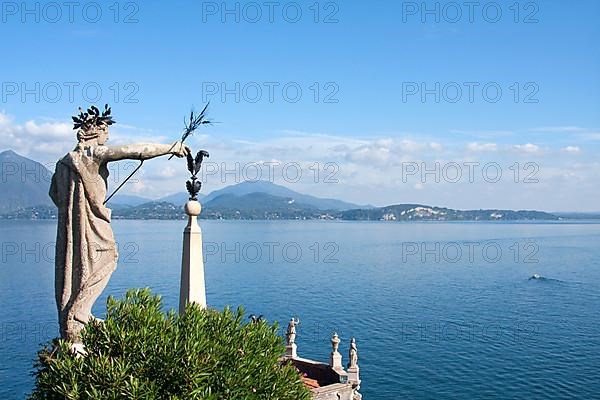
<box><xmin>97</xmin><ymin>142</ymin><xmax>187</xmax><ymax>162</ymax></box>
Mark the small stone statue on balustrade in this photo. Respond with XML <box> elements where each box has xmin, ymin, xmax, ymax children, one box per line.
<box><xmin>348</xmin><ymin>337</ymin><xmax>358</xmax><ymax>368</ymax></box>
<box><xmin>286</xmin><ymin>318</ymin><xmax>300</xmax><ymax>346</ymax></box>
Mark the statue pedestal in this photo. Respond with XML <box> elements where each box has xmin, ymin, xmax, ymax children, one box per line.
<box><xmin>285</xmin><ymin>343</ymin><xmax>297</xmax><ymax>358</ymax></box>
<box><xmin>330</xmin><ymin>351</ymin><xmax>343</xmax><ymax>371</ymax></box>
<box><xmin>347</xmin><ymin>366</ymin><xmax>360</xmax><ymax>387</ymax></box>
<box><xmin>179</xmin><ymin>200</ymin><xmax>207</xmax><ymax>313</ymax></box>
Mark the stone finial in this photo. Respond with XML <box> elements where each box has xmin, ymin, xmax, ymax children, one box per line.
<box><xmin>329</xmin><ymin>333</ymin><xmax>343</xmax><ymax>371</ymax></box>
<box><xmin>331</xmin><ymin>332</ymin><xmax>340</xmax><ymax>352</ymax></box>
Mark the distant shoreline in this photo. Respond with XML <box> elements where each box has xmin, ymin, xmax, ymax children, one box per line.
<box><xmin>2</xmin><ymin>203</ymin><xmax>600</xmax><ymax>222</ymax></box>
<box><xmin>2</xmin><ymin>213</ymin><xmax>600</xmax><ymax>223</ymax></box>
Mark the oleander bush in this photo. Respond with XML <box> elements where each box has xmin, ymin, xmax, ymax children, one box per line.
<box><xmin>30</xmin><ymin>289</ymin><xmax>311</xmax><ymax>400</ymax></box>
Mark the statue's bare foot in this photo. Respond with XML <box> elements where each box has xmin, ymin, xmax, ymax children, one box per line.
<box><xmin>74</xmin><ymin>313</ymin><xmax>104</xmax><ymax>325</ymax></box>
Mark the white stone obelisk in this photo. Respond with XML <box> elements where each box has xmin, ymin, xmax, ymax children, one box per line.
<box><xmin>179</xmin><ymin>200</ymin><xmax>206</xmax><ymax>313</ymax></box>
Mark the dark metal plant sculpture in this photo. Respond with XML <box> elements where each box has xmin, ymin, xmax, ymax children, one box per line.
<box><xmin>169</xmin><ymin>103</ymin><xmax>212</xmax><ymax>160</ymax></box>
<box><xmin>186</xmin><ymin>150</ymin><xmax>210</xmax><ymax>201</ymax></box>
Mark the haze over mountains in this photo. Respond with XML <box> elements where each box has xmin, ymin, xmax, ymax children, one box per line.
<box><xmin>106</xmin><ymin>193</ymin><xmax>205</xmax><ymax>209</ymax></box>
<box><xmin>106</xmin><ymin>181</ymin><xmax>363</xmax><ymax>211</ymax></box>
<box><xmin>0</xmin><ymin>150</ymin><xmax>592</xmax><ymax>221</ymax></box>
<box><xmin>0</xmin><ymin>150</ymin><xmax>53</xmax><ymax>213</ymax></box>
<box><xmin>202</xmin><ymin>180</ymin><xmax>367</xmax><ymax>210</ymax></box>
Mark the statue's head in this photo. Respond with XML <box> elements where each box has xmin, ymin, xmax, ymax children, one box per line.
<box><xmin>73</xmin><ymin>104</ymin><xmax>115</xmax><ymax>145</ymax></box>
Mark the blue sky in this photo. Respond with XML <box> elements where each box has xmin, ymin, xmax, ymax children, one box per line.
<box><xmin>1</xmin><ymin>1</ymin><xmax>599</xmax><ymax>210</ymax></box>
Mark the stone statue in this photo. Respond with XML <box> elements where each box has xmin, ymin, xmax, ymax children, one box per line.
<box><xmin>49</xmin><ymin>105</ymin><xmax>190</xmax><ymax>343</ymax></box>
<box><xmin>348</xmin><ymin>337</ymin><xmax>358</xmax><ymax>368</ymax></box>
<box><xmin>286</xmin><ymin>318</ymin><xmax>300</xmax><ymax>346</ymax></box>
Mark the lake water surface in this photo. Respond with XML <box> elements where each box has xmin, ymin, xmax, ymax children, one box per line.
<box><xmin>1</xmin><ymin>220</ymin><xmax>599</xmax><ymax>399</ymax></box>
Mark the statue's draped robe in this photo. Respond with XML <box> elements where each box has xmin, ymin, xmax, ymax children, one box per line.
<box><xmin>50</xmin><ymin>147</ymin><xmax>118</xmax><ymax>342</ymax></box>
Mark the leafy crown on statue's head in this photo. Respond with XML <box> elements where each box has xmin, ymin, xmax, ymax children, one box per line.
<box><xmin>72</xmin><ymin>104</ymin><xmax>116</xmax><ymax>132</ymax></box>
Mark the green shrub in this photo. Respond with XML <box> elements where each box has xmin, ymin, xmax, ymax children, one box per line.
<box><xmin>30</xmin><ymin>289</ymin><xmax>311</xmax><ymax>400</ymax></box>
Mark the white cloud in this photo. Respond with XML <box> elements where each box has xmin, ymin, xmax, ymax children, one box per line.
<box><xmin>346</xmin><ymin>143</ymin><xmax>391</xmax><ymax>165</ymax></box>
<box><xmin>530</xmin><ymin>126</ymin><xmax>600</xmax><ymax>141</ymax></box>
<box><xmin>450</xmin><ymin>129</ymin><xmax>513</xmax><ymax>138</ymax></box>
<box><xmin>23</xmin><ymin>120</ymin><xmax>71</xmax><ymax>139</ymax></box>
<box><xmin>466</xmin><ymin>142</ymin><xmax>497</xmax><ymax>152</ymax></box>
<box><xmin>561</xmin><ymin>146</ymin><xmax>581</xmax><ymax>154</ymax></box>
<box><xmin>530</xmin><ymin>126</ymin><xmax>585</xmax><ymax>133</ymax></box>
<box><xmin>146</xmin><ymin>166</ymin><xmax>178</xmax><ymax>180</ymax></box>
<box><xmin>0</xmin><ymin>112</ymin><xmax>13</xmax><ymax>125</ymax></box>
<box><xmin>513</xmin><ymin>143</ymin><xmax>540</xmax><ymax>154</ymax></box>
<box><xmin>430</xmin><ymin>142</ymin><xmax>443</xmax><ymax>152</ymax></box>
<box><xmin>579</xmin><ymin>132</ymin><xmax>600</xmax><ymax>140</ymax></box>
<box><xmin>129</xmin><ymin>180</ymin><xmax>146</xmax><ymax>194</ymax></box>
<box><xmin>0</xmin><ymin>111</ymin><xmax>74</xmax><ymax>161</ymax></box>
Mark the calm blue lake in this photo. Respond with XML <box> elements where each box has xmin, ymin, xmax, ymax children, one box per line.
<box><xmin>1</xmin><ymin>220</ymin><xmax>599</xmax><ymax>399</ymax></box>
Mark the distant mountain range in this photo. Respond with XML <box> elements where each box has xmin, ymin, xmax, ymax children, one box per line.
<box><xmin>201</xmin><ymin>180</ymin><xmax>367</xmax><ymax>211</ymax></box>
<box><xmin>0</xmin><ymin>150</ymin><xmax>54</xmax><ymax>213</ymax></box>
<box><xmin>202</xmin><ymin>192</ymin><xmax>327</xmax><ymax>220</ymax></box>
<box><xmin>0</xmin><ymin>150</ymin><xmax>596</xmax><ymax>221</ymax></box>
<box><xmin>107</xmin><ymin>181</ymin><xmax>358</xmax><ymax>210</ymax></box>
<box><xmin>107</xmin><ymin>192</ymin><xmax>205</xmax><ymax>209</ymax></box>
